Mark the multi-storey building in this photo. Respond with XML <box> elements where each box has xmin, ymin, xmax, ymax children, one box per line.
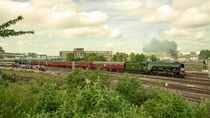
<box><xmin>59</xmin><ymin>48</ymin><xmax>112</xmax><ymax>61</ymax></box>
<box><xmin>0</xmin><ymin>52</ymin><xmax>26</xmax><ymax>59</ymax></box>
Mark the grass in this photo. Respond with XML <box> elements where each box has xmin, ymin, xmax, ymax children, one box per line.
<box><xmin>0</xmin><ymin>68</ymin><xmax>209</xmax><ymax>118</ymax></box>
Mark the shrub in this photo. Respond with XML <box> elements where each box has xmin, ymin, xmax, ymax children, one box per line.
<box><xmin>67</xmin><ymin>68</ymin><xmax>110</xmax><ymax>89</ymax></box>
<box><xmin>56</xmin><ymin>82</ymin><xmax>143</xmax><ymax>117</ymax></box>
<box><xmin>116</xmin><ymin>74</ymin><xmax>153</xmax><ymax>106</ymax></box>
<box><xmin>33</xmin><ymin>87</ymin><xmax>62</xmax><ymax>114</ymax></box>
<box><xmin>192</xmin><ymin>98</ymin><xmax>210</xmax><ymax>118</ymax></box>
<box><xmin>143</xmin><ymin>88</ymin><xmax>193</xmax><ymax>118</ymax></box>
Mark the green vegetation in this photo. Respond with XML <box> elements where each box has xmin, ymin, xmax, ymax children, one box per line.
<box><xmin>0</xmin><ymin>69</ymin><xmax>209</xmax><ymax>118</ymax></box>
<box><xmin>135</xmin><ymin>53</ymin><xmax>146</xmax><ymax>62</ymax></box>
<box><xmin>84</xmin><ymin>53</ymin><xmax>107</xmax><ymax>61</ymax></box>
<box><xmin>66</xmin><ymin>53</ymin><xmax>74</xmax><ymax>61</ymax></box>
<box><xmin>149</xmin><ymin>55</ymin><xmax>159</xmax><ymax>62</ymax></box>
<box><xmin>113</xmin><ymin>52</ymin><xmax>159</xmax><ymax>62</ymax></box>
<box><xmin>199</xmin><ymin>49</ymin><xmax>210</xmax><ymax>60</ymax></box>
<box><xmin>112</xmin><ymin>52</ymin><xmax>129</xmax><ymax>62</ymax></box>
<box><xmin>0</xmin><ymin>16</ymin><xmax>34</xmax><ymax>38</ymax></box>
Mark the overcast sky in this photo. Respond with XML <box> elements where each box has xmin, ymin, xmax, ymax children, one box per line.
<box><xmin>0</xmin><ymin>0</ymin><xmax>210</xmax><ymax>55</ymax></box>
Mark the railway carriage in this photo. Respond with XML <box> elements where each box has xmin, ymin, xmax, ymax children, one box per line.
<box><xmin>92</xmin><ymin>62</ymin><xmax>124</xmax><ymax>71</ymax></box>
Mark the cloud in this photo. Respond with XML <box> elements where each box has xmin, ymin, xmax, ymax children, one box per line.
<box><xmin>106</xmin><ymin>43</ymin><xmax>113</xmax><ymax>47</ymax></box>
<box><xmin>173</xmin><ymin>0</ymin><xmax>207</xmax><ymax>10</ymax></box>
<box><xmin>0</xmin><ymin>41</ymin><xmax>9</xmax><ymax>47</ymax></box>
<box><xmin>126</xmin><ymin>7</ymin><xmax>154</xmax><ymax>16</ymax></box>
<box><xmin>126</xmin><ymin>0</ymin><xmax>210</xmax><ymax>42</ymax></box>
<box><xmin>199</xmin><ymin>1</ymin><xmax>210</xmax><ymax>13</ymax></box>
<box><xmin>106</xmin><ymin>0</ymin><xmax>142</xmax><ymax>10</ymax></box>
<box><xmin>58</xmin><ymin>25</ymin><xmax>124</xmax><ymax>40</ymax></box>
<box><xmin>140</xmin><ymin>5</ymin><xmax>178</xmax><ymax>23</ymax></box>
<box><xmin>0</xmin><ymin>0</ymin><xmax>108</xmax><ymax>29</ymax></box>
<box><xmin>173</xmin><ymin>8</ymin><xmax>210</xmax><ymax>28</ymax></box>
<box><xmin>161</xmin><ymin>28</ymin><xmax>206</xmax><ymax>40</ymax></box>
<box><xmin>0</xmin><ymin>0</ymin><xmax>124</xmax><ymax>40</ymax></box>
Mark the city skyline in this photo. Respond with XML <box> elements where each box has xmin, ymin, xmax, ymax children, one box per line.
<box><xmin>0</xmin><ymin>0</ymin><xmax>210</xmax><ymax>56</ymax></box>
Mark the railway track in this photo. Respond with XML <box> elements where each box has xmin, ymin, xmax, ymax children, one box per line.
<box><xmin>107</xmin><ymin>71</ymin><xmax>210</xmax><ymax>86</ymax></box>
<box><xmin>108</xmin><ymin>72</ymin><xmax>210</xmax><ymax>102</ymax></box>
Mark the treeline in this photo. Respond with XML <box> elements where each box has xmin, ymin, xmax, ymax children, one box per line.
<box><xmin>112</xmin><ymin>52</ymin><xmax>158</xmax><ymax>62</ymax></box>
<box><xmin>66</xmin><ymin>52</ymin><xmax>159</xmax><ymax>62</ymax></box>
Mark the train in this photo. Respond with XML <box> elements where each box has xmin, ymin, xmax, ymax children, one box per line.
<box><xmin>0</xmin><ymin>60</ymin><xmax>187</xmax><ymax>78</ymax></box>
<box><xmin>31</xmin><ymin>61</ymin><xmax>187</xmax><ymax>78</ymax></box>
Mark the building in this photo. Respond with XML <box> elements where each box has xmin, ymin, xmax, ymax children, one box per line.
<box><xmin>60</xmin><ymin>48</ymin><xmax>112</xmax><ymax>61</ymax></box>
<box><xmin>0</xmin><ymin>52</ymin><xmax>26</xmax><ymax>59</ymax></box>
<box><xmin>37</xmin><ymin>54</ymin><xmax>47</xmax><ymax>59</ymax></box>
<box><xmin>175</xmin><ymin>52</ymin><xmax>203</xmax><ymax>62</ymax></box>
<box><xmin>175</xmin><ymin>56</ymin><xmax>200</xmax><ymax>62</ymax></box>
<box><xmin>190</xmin><ymin>52</ymin><xmax>196</xmax><ymax>55</ymax></box>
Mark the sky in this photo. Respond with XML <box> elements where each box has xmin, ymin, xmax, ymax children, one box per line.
<box><xmin>0</xmin><ymin>0</ymin><xmax>210</xmax><ymax>56</ymax></box>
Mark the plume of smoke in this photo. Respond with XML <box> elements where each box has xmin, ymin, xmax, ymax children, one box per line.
<box><xmin>143</xmin><ymin>39</ymin><xmax>178</xmax><ymax>58</ymax></box>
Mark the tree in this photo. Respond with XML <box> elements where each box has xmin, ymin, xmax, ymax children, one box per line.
<box><xmin>0</xmin><ymin>16</ymin><xmax>34</xmax><ymax>38</ymax></box>
<box><xmin>112</xmin><ymin>52</ymin><xmax>128</xmax><ymax>62</ymax></box>
<box><xmin>0</xmin><ymin>47</ymin><xmax>4</xmax><ymax>52</ymax></box>
<box><xmin>129</xmin><ymin>53</ymin><xmax>135</xmax><ymax>62</ymax></box>
<box><xmin>149</xmin><ymin>55</ymin><xmax>159</xmax><ymax>62</ymax></box>
<box><xmin>135</xmin><ymin>54</ymin><xmax>146</xmax><ymax>62</ymax></box>
<box><xmin>199</xmin><ymin>50</ymin><xmax>210</xmax><ymax>60</ymax></box>
<box><xmin>66</xmin><ymin>53</ymin><xmax>74</xmax><ymax>61</ymax></box>
<box><xmin>27</xmin><ymin>53</ymin><xmax>38</xmax><ymax>58</ymax></box>
<box><xmin>97</xmin><ymin>56</ymin><xmax>106</xmax><ymax>61</ymax></box>
<box><xmin>84</xmin><ymin>53</ymin><xmax>107</xmax><ymax>61</ymax></box>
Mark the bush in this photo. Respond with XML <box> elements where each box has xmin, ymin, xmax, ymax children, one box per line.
<box><xmin>33</xmin><ymin>87</ymin><xmax>62</xmax><ymax>114</ymax></box>
<box><xmin>116</xmin><ymin>74</ymin><xmax>154</xmax><ymax>106</ymax></box>
<box><xmin>67</xmin><ymin>68</ymin><xmax>110</xmax><ymax>89</ymax></box>
<box><xmin>143</xmin><ymin>88</ymin><xmax>193</xmax><ymax>118</ymax></box>
<box><xmin>55</xmin><ymin>82</ymin><xmax>143</xmax><ymax>117</ymax></box>
<box><xmin>192</xmin><ymin>99</ymin><xmax>210</xmax><ymax>118</ymax></box>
